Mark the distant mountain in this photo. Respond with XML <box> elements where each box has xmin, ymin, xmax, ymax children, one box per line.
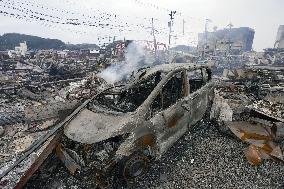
<box><xmin>170</xmin><ymin>45</ymin><xmax>196</xmax><ymax>53</ymax></box>
<box><xmin>0</xmin><ymin>33</ymin><xmax>99</xmax><ymax>51</ymax></box>
<box><xmin>0</xmin><ymin>33</ymin><xmax>65</xmax><ymax>50</ymax></box>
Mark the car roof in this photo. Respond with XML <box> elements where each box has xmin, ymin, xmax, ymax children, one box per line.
<box><xmin>130</xmin><ymin>63</ymin><xmax>210</xmax><ymax>83</ymax></box>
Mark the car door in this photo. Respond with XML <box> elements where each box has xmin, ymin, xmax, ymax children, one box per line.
<box><xmin>182</xmin><ymin>68</ymin><xmax>213</xmax><ymax>126</ymax></box>
<box><xmin>149</xmin><ymin>70</ymin><xmax>190</xmax><ymax>155</ymax></box>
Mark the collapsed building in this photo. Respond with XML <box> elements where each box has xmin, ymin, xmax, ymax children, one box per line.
<box><xmin>275</xmin><ymin>25</ymin><xmax>284</xmax><ymax>49</ymax></box>
<box><xmin>211</xmin><ymin>65</ymin><xmax>284</xmax><ymax>165</ymax></box>
<box><xmin>101</xmin><ymin>40</ymin><xmax>168</xmax><ymax>64</ymax></box>
<box><xmin>0</xmin><ymin>71</ymin><xmax>106</xmax><ymax>188</ymax></box>
<box><xmin>198</xmin><ymin>27</ymin><xmax>255</xmax><ymax>56</ymax></box>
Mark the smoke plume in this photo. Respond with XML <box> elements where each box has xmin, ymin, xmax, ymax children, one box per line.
<box><xmin>98</xmin><ymin>42</ymin><xmax>155</xmax><ymax>83</ymax></box>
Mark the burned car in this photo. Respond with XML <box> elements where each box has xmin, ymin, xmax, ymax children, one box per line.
<box><xmin>62</xmin><ymin>63</ymin><xmax>214</xmax><ymax>187</ymax></box>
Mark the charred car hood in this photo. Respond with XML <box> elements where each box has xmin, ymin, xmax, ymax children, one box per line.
<box><xmin>64</xmin><ymin>108</ymin><xmax>131</xmax><ymax>144</ymax></box>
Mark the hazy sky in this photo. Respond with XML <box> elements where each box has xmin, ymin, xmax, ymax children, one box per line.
<box><xmin>0</xmin><ymin>0</ymin><xmax>283</xmax><ymax>51</ymax></box>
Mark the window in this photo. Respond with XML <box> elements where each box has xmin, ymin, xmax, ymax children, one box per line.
<box><xmin>162</xmin><ymin>72</ymin><xmax>184</xmax><ymax>109</ymax></box>
<box><xmin>96</xmin><ymin>72</ymin><xmax>163</xmax><ymax>113</ymax></box>
<box><xmin>150</xmin><ymin>72</ymin><xmax>185</xmax><ymax>115</ymax></box>
<box><xmin>188</xmin><ymin>69</ymin><xmax>205</xmax><ymax>93</ymax></box>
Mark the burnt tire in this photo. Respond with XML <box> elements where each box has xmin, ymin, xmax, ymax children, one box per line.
<box><xmin>117</xmin><ymin>152</ymin><xmax>150</xmax><ymax>185</ymax></box>
<box><xmin>123</xmin><ymin>155</ymin><xmax>149</xmax><ymax>179</ymax></box>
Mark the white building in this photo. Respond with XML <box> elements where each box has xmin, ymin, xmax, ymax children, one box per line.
<box><xmin>57</xmin><ymin>50</ymin><xmax>69</xmax><ymax>58</ymax></box>
<box><xmin>15</xmin><ymin>41</ymin><xmax>28</xmax><ymax>56</ymax></box>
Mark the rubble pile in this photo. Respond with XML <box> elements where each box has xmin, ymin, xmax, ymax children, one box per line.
<box><xmin>1</xmin><ymin>24</ymin><xmax>284</xmax><ymax>188</ymax></box>
<box><xmin>251</xmin><ymin>99</ymin><xmax>284</xmax><ymax>120</ymax></box>
<box><xmin>1</xmin><ymin>56</ymin><xmax>284</xmax><ymax>188</ymax></box>
<box><xmin>0</xmin><ymin>71</ymin><xmax>106</xmax><ymax>188</ymax></box>
<box><xmin>211</xmin><ymin>66</ymin><xmax>284</xmax><ymax>165</ymax></box>
<box><xmin>25</xmin><ymin>121</ymin><xmax>284</xmax><ymax>189</ymax></box>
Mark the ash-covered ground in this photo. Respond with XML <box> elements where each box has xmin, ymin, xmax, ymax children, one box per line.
<box><xmin>25</xmin><ymin>121</ymin><xmax>284</xmax><ymax>189</ymax></box>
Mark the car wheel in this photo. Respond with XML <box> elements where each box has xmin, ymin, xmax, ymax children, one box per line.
<box><xmin>117</xmin><ymin>152</ymin><xmax>150</xmax><ymax>184</ymax></box>
<box><xmin>122</xmin><ymin>153</ymin><xmax>149</xmax><ymax>180</ymax></box>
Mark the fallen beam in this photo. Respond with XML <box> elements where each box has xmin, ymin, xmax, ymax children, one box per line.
<box><xmin>14</xmin><ymin>132</ymin><xmax>62</xmax><ymax>189</ymax></box>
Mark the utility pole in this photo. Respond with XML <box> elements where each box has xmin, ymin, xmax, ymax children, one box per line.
<box><xmin>227</xmin><ymin>22</ymin><xmax>233</xmax><ymax>56</ymax></box>
<box><xmin>151</xmin><ymin>18</ymin><xmax>157</xmax><ymax>57</ymax></box>
<box><xmin>182</xmin><ymin>19</ymin><xmax>185</xmax><ymax>35</ymax></box>
<box><xmin>204</xmin><ymin>18</ymin><xmax>211</xmax><ymax>50</ymax></box>
<box><xmin>203</xmin><ymin>18</ymin><xmax>211</xmax><ymax>57</ymax></box>
<box><xmin>168</xmin><ymin>11</ymin><xmax>176</xmax><ymax>48</ymax></box>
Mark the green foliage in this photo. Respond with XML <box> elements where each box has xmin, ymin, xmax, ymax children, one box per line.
<box><xmin>0</xmin><ymin>33</ymin><xmax>99</xmax><ymax>50</ymax></box>
<box><xmin>0</xmin><ymin>33</ymin><xmax>65</xmax><ymax>50</ymax></box>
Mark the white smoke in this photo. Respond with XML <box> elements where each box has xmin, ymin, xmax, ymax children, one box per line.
<box><xmin>98</xmin><ymin>42</ymin><xmax>155</xmax><ymax>83</ymax></box>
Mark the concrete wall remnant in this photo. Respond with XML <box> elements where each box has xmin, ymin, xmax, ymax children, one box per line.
<box><xmin>275</xmin><ymin>25</ymin><xmax>284</xmax><ymax>48</ymax></box>
<box><xmin>198</xmin><ymin>27</ymin><xmax>255</xmax><ymax>53</ymax></box>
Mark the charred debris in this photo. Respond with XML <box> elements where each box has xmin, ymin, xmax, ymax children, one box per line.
<box><xmin>0</xmin><ymin>33</ymin><xmax>284</xmax><ymax>189</ymax></box>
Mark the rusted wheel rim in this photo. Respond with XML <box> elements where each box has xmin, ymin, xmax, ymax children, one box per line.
<box><xmin>123</xmin><ymin>155</ymin><xmax>149</xmax><ymax>179</ymax></box>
